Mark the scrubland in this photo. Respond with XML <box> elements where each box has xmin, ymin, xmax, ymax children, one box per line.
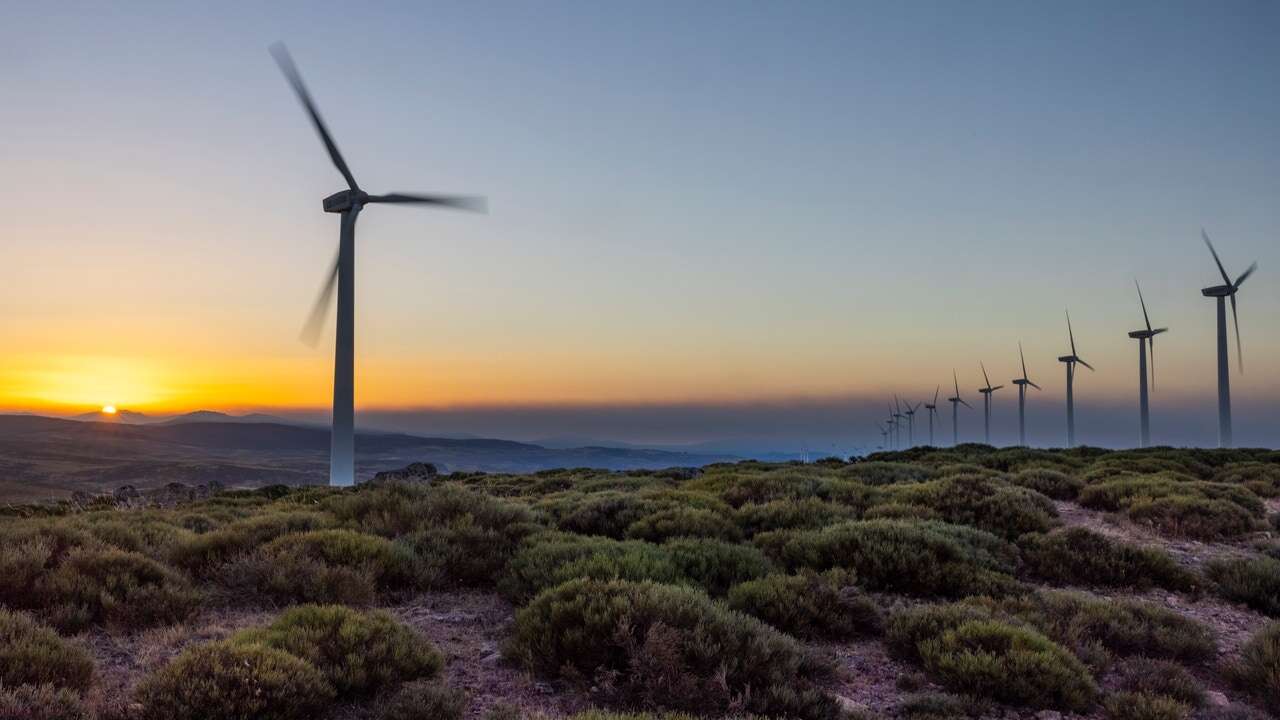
<box><xmin>2</xmin><ymin>445</ymin><xmax>1279</xmax><ymax>720</ymax></box>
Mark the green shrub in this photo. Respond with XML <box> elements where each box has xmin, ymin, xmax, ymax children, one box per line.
<box><xmin>396</xmin><ymin>515</ymin><xmax>536</xmax><ymax>589</ymax></box>
<box><xmin>840</xmin><ymin>462</ymin><xmax>933</xmax><ymax>486</ymax></box>
<box><xmin>39</xmin><ymin>547</ymin><xmax>202</xmax><ymax>632</ymax></box>
<box><xmin>1104</xmin><ymin>692</ymin><xmax>1191</xmax><ymax>720</ymax></box>
<box><xmin>170</xmin><ymin>510</ymin><xmax>334</xmax><ymax>576</ymax></box>
<box><xmin>0</xmin><ymin>684</ymin><xmax>89</xmax><ymax>720</ymax></box>
<box><xmin>718</xmin><ymin>471</ymin><xmax>828</xmax><ymax>506</ymax></box>
<box><xmin>1206</xmin><ymin>556</ymin><xmax>1280</xmax><ymax>616</ymax></box>
<box><xmin>662</xmin><ymin>538</ymin><xmax>772</xmax><ymax>595</ymax></box>
<box><xmin>879</xmin><ymin>474</ymin><xmax>1057</xmax><ymax>539</ymax></box>
<box><xmin>1078</xmin><ymin>476</ymin><xmax>1263</xmax><ymax>539</ymax></box>
<box><xmin>377</xmin><ymin>680</ymin><xmax>466</xmax><ymax>720</ymax></box>
<box><xmin>1018</xmin><ymin>527</ymin><xmax>1198</xmax><ymax>591</ymax></box>
<box><xmin>0</xmin><ymin>610</ymin><xmax>95</xmax><ymax>691</ymax></box>
<box><xmin>75</xmin><ymin>515</ymin><xmax>195</xmax><ymax>558</ymax></box>
<box><xmin>624</xmin><ymin>507</ymin><xmax>742</xmax><ymax>542</ymax></box>
<box><xmin>915</xmin><ymin>619</ymin><xmax>1097</xmax><ymax>710</ymax></box>
<box><xmin>1011</xmin><ymin>468</ymin><xmax>1084</xmax><ymax>500</ymax></box>
<box><xmin>886</xmin><ymin>603</ymin><xmax>998</xmax><ymax>661</ymax></box>
<box><xmin>499</xmin><ymin>533</ymin><xmax>685</xmax><ymax>603</ymax></box>
<box><xmin>1213</xmin><ymin>462</ymin><xmax>1280</xmax><ymax>498</ymax></box>
<box><xmin>727</xmin><ymin>570</ymin><xmax>880</xmax><ymax>639</ymax></box>
<box><xmin>134</xmin><ymin>640</ymin><xmax>334</xmax><ymax>720</ymax></box>
<box><xmin>325</xmin><ymin>483</ymin><xmax>538</xmax><ymax>540</ymax></box>
<box><xmin>1126</xmin><ymin>497</ymin><xmax>1260</xmax><ymax>540</ymax></box>
<box><xmin>862</xmin><ymin>502</ymin><xmax>940</xmax><ymax>521</ymax></box>
<box><xmin>1114</xmin><ymin>657</ymin><xmax>1204</xmax><ymax>708</ymax></box>
<box><xmin>757</xmin><ymin>520</ymin><xmax>1022</xmax><ymax>598</ymax></box>
<box><xmin>897</xmin><ymin>692</ymin><xmax>985</xmax><ymax>719</ymax></box>
<box><xmin>734</xmin><ymin>498</ymin><xmax>857</xmax><ymax>535</ymax></box>
<box><xmin>1004</xmin><ymin>591</ymin><xmax>1215</xmax><ymax>667</ymax></box>
<box><xmin>233</xmin><ymin>605</ymin><xmax>441</xmax><ymax>696</ymax></box>
<box><xmin>551</xmin><ymin>491</ymin><xmax>652</xmax><ymax>538</ymax></box>
<box><xmin>1227</xmin><ymin>621</ymin><xmax>1280</xmax><ymax>708</ymax></box>
<box><xmin>507</xmin><ymin>578</ymin><xmax>837</xmax><ymax>719</ymax></box>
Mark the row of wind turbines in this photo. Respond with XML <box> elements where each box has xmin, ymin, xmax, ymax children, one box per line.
<box><xmin>878</xmin><ymin>233</ymin><xmax>1259</xmax><ymax>452</ymax></box>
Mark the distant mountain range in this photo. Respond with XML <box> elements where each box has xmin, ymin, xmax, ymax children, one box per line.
<box><xmin>70</xmin><ymin>409</ymin><xmax>297</xmax><ymax>426</ymax></box>
<box><xmin>0</xmin><ymin>414</ymin><xmax>738</xmax><ymax>502</ymax></box>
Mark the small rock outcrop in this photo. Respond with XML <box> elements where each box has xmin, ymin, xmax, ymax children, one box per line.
<box><xmin>369</xmin><ymin>462</ymin><xmax>440</xmax><ymax>485</ymax></box>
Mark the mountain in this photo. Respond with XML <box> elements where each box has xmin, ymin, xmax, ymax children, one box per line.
<box><xmin>161</xmin><ymin>410</ymin><xmax>297</xmax><ymax>426</ymax></box>
<box><xmin>0</xmin><ymin>414</ymin><xmax>738</xmax><ymax>502</ymax></box>
<box><xmin>71</xmin><ymin>409</ymin><xmax>152</xmax><ymax>424</ymax></box>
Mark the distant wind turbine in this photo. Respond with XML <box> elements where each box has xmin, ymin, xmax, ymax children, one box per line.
<box><xmin>904</xmin><ymin>401</ymin><xmax>921</xmax><ymax>448</ymax></box>
<box><xmin>878</xmin><ymin>424</ymin><xmax>889</xmax><ymax>450</ymax></box>
<box><xmin>1128</xmin><ymin>279</ymin><xmax>1168</xmax><ymax>448</ymax></box>
<box><xmin>270</xmin><ymin>43</ymin><xmax>486</xmax><ymax>486</ymax></box>
<box><xmin>923</xmin><ymin>385</ymin><xmax>940</xmax><ymax>446</ymax></box>
<box><xmin>1200</xmin><ymin>230</ymin><xmax>1258</xmax><ymax>449</ymax></box>
<box><xmin>891</xmin><ymin>399</ymin><xmax>906</xmax><ymax>449</ymax></box>
<box><xmin>1058</xmin><ymin>310</ymin><xmax>1094</xmax><ymax>448</ymax></box>
<box><xmin>946</xmin><ymin>369</ymin><xmax>972</xmax><ymax>446</ymax></box>
<box><xmin>1011</xmin><ymin>342</ymin><xmax>1041</xmax><ymax>447</ymax></box>
<box><xmin>977</xmin><ymin>362</ymin><xmax>1004</xmax><ymax>445</ymax></box>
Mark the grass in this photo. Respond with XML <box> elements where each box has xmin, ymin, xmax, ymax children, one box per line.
<box><xmin>0</xmin><ymin>684</ymin><xmax>89</xmax><ymax>720</ymax></box>
<box><xmin>377</xmin><ymin>681</ymin><xmax>467</xmax><ymax>720</ymax></box>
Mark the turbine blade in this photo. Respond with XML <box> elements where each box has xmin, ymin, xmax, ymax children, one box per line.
<box><xmin>270</xmin><ymin>43</ymin><xmax>359</xmax><ymax>191</ymax></box>
<box><xmin>365</xmin><ymin>193</ymin><xmax>488</xmax><ymax>212</ymax></box>
<box><xmin>1029</xmin><ymin>381</ymin><xmax>1042</xmax><ymax>391</ymax></box>
<box><xmin>1066</xmin><ymin>309</ymin><xmax>1078</xmax><ymax>356</ymax></box>
<box><xmin>1230</xmin><ymin>292</ymin><xmax>1243</xmax><ymax>373</ymax></box>
<box><xmin>960</xmin><ymin>399</ymin><xmax>973</xmax><ymax>409</ymax></box>
<box><xmin>953</xmin><ymin>369</ymin><xmax>960</xmax><ymax>396</ymax></box>
<box><xmin>1202</xmin><ymin>228</ymin><xmax>1232</xmax><ymax>287</ymax></box>
<box><xmin>1149</xmin><ymin>336</ymin><xmax>1156</xmax><ymax>391</ymax></box>
<box><xmin>1077</xmin><ymin>357</ymin><xmax>1095</xmax><ymax>372</ymax></box>
<box><xmin>1135</xmin><ymin>278</ymin><xmax>1152</xmax><ymax>333</ymax></box>
<box><xmin>300</xmin><ymin>250</ymin><xmax>340</xmax><ymax>346</ymax></box>
<box><xmin>1019</xmin><ymin>341</ymin><xmax>1028</xmax><ymax>381</ymax></box>
<box><xmin>933</xmin><ymin>385</ymin><xmax>940</xmax><ymax>405</ymax></box>
<box><xmin>992</xmin><ymin>385</ymin><xmax>1004</xmax><ymax>391</ymax></box>
<box><xmin>1235</xmin><ymin>261</ymin><xmax>1257</xmax><ymax>288</ymax></box>
<box><xmin>981</xmin><ymin>362</ymin><xmax>991</xmax><ymax>389</ymax></box>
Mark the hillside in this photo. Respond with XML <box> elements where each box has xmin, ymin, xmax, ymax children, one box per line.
<box><xmin>0</xmin><ymin>446</ymin><xmax>1277</xmax><ymax>719</ymax></box>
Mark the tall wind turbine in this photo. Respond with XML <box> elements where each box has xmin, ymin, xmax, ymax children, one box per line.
<box><xmin>891</xmin><ymin>400</ymin><xmax>906</xmax><ymax>449</ymax></box>
<box><xmin>885</xmin><ymin>410</ymin><xmax>899</xmax><ymax>450</ymax></box>
<box><xmin>977</xmin><ymin>362</ymin><xmax>1004</xmax><ymax>445</ymax></box>
<box><xmin>1058</xmin><ymin>310</ymin><xmax>1094</xmax><ymax>448</ymax></box>
<box><xmin>878</xmin><ymin>424</ymin><xmax>890</xmax><ymax>450</ymax></box>
<box><xmin>271</xmin><ymin>44</ymin><xmax>486</xmax><ymax>486</ymax></box>
<box><xmin>923</xmin><ymin>385</ymin><xmax>940</xmax><ymax>446</ymax></box>
<box><xmin>1128</xmin><ymin>279</ymin><xmax>1168</xmax><ymax>448</ymax></box>
<box><xmin>1011</xmin><ymin>342</ymin><xmax>1040</xmax><ymax>447</ymax></box>
<box><xmin>904</xmin><ymin>400</ymin><xmax>921</xmax><ymax>447</ymax></box>
<box><xmin>1200</xmin><ymin>230</ymin><xmax>1258</xmax><ymax>449</ymax></box>
<box><xmin>946</xmin><ymin>370</ymin><xmax>972</xmax><ymax>446</ymax></box>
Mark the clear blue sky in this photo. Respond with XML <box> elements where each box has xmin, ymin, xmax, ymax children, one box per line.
<box><xmin>2</xmin><ymin>1</ymin><xmax>1278</xmax><ymax>449</ymax></box>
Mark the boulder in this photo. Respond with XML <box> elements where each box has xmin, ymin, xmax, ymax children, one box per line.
<box><xmin>369</xmin><ymin>462</ymin><xmax>439</xmax><ymax>485</ymax></box>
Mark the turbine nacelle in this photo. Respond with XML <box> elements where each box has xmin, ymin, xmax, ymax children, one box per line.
<box><xmin>323</xmin><ymin>189</ymin><xmax>368</xmax><ymax>213</ymax></box>
<box><xmin>1200</xmin><ymin>285</ymin><xmax>1235</xmax><ymax>298</ymax></box>
<box><xmin>1127</xmin><ymin>328</ymin><xmax>1167</xmax><ymax>339</ymax></box>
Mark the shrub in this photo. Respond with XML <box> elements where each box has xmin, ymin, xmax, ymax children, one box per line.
<box><xmin>0</xmin><ymin>684</ymin><xmax>89</xmax><ymax>720</ymax></box>
<box><xmin>39</xmin><ymin>547</ymin><xmax>202</xmax><ymax>632</ymax></box>
<box><xmin>734</xmin><ymin>498</ymin><xmax>857</xmax><ymax>535</ymax></box>
<box><xmin>840</xmin><ymin>462</ymin><xmax>933</xmax><ymax>486</ymax></box>
<box><xmin>662</xmin><ymin>538</ymin><xmax>772</xmax><ymax>595</ymax></box>
<box><xmin>325</xmin><ymin>483</ymin><xmax>538</xmax><ymax>540</ymax></box>
<box><xmin>898</xmin><ymin>692</ymin><xmax>984</xmax><ymax>719</ymax></box>
<box><xmin>396</xmin><ymin>515</ymin><xmax>536</xmax><ymax>589</ymax></box>
<box><xmin>718</xmin><ymin>471</ymin><xmax>828</xmax><ymax>506</ymax></box>
<box><xmin>170</xmin><ymin>511</ymin><xmax>334</xmax><ymax>576</ymax></box>
<box><xmin>727</xmin><ymin>570</ymin><xmax>881</xmax><ymax>639</ymax></box>
<box><xmin>133</xmin><ymin>640</ymin><xmax>334</xmax><ymax>720</ymax></box>
<box><xmin>233</xmin><ymin>605</ymin><xmax>441</xmax><ymax>696</ymax></box>
<box><xmin>886</xmin><ymin>603</ymin><xmax>997</xmax><ymax>661</ymax></box>
<box><xmin>915</xmin><ymin>619</ymin><xmax>1097</xmax><ymax>710</ymax></box>
<box><xmin>0</xmin><ymin>609</ymin><xmax>95</xmax><ymax>691</ymax></box>
<box><xmin>879</xmin><ymin>474</ymin><xmax>1057</xmax><ymax>539</ymax></box>
<box><xmin>1018</xmin><ymin>528</ymin><xmax>1198</xmax><ymax>592</ymax></box>
<box><xmin>624</xmin><ymin>507</ymin><xmax>742</xmax><ymax>543</ymax></box>
<box><xmin>1126</xmin><ymin>497</ymin><xmax>1259</xmax><ymax>540</ymax></box>
<box><xmin>1104</xmin><ymin>692</ymin><xmax>1191</xmax><ymax>720</ymax></box>
<box><xmin>1078</xmin><ymin>477</ymin><xmax>1263</xmax><ymax>539</ymax></box>
<box><xmin>377</xmin><ymin>680</ymin><xmax>466</xmax><ymax>720</ymax></box>
<box><xmin>757</xmin><ymin>520</ymin><xmax>1022</xmax><ymax>598</ymax></box>
<box><xmin>1213</xmin><ymin>462</ymin><xmax>1280</xmax><ymax>498</ymax></box>
<box><xmin>1114</xmin><ymin>658</ymin><xmax>1204</xmax><ymax>708</ymax></box>
<box><xmin>1011</xmin><ymin>468</ymin><xmax>1084</xmax><ymax>500</ymax></box>
<box><xmin>507</xmin><ymin>578</ymin><xmax>837</xmax><ymax>719</ymax></box>
<box><xmin>1206</xmin><ymin>556</ymin><xmax>1280</xmax><ymax>616</ymax></box>
<box><xmin>1227</xmin><ymin>621</ymin><xmax>1280</xmax><ymax>708</ymax></box>
<box><xmin>499</xmin><ymin>533</ymin><xmax>685</xmax><ymax>603</ymax></box>
<box><xmin>1004</xmin><ymin>591</ymin><xmax>1215</xmax><ymax>667</ymax></box>
<box><xmin>75</xmin><ymin>515</ymin><xmax>194</xmax><ymax>558</ymax></box>
<box><xmin>862</xmin><ymin>502</ymin><xmax>939</xmax><ymax>521</ymax></box>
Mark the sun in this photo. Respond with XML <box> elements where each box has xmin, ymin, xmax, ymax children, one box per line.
<box><xmin>101</xmin><ymin>405</ymin><xmax>117</xmax><ymax>415</ymax></box>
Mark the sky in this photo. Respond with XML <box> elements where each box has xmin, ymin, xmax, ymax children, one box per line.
<box><xmin>1</xmin><ymin>1</ymin><xmax>1278</xmax><ymax>450</ymax></box>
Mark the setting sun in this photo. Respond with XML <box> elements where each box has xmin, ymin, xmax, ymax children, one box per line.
<box><xmin>101</xmin><ymin>405</ymin><xmax>117</xmax><ymax>415</ymax></box>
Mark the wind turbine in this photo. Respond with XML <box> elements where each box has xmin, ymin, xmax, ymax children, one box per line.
<box><xmin>885</xmin><ymin>410</ymin><xmax>899</xmax><ymax>450</ymax></box>
<box><xmin>1200</xmin><ymin>230</ymin><xmax>1258</xmax><ymax>449</ymax></box>
<box><xmin>946</xmin><ymin>369</ymin><xmax>972</xmax><ymax>446</ymax></box>
<box><xmin>977</xmin><ymin>362</ymin><xmax>1004</xmax><ymax>445</ymax></box>
<box><xmin>1058</xmin><ymin>310</ymin><xmax>1094</xmax><ymax>448</ymax></box>
<box><xmin>1011</xmin><ymin>342</ymin><xmax>1040</xmax><ymax>447</ymax></box>
<box><xmin>891</xmin><ymin>400</ymin><xmax>906</xmax><ymax>449</ymax></box>
<box><xmin>903</xmin><ymin>400</ymin><xmax>921</xmax><ymax>447</ymax></box>
<box><xmin>271</xmin><ymin>44</ymin><xmax>486</xmax><ymax>486</ymax></box>
<box><xmin>923</xmin><ymin>385</ymin><xmax>940</xmax><ymax>446</ymax></box>
<box><xmin>1128</xmin><ymin>279</ymin><xmax>1168</xmax><ymax>448</ymax></box>
<box><xmin>878</xmin><ymin>424</ymin><xmax>889</xmax><ymax>450</ymax></box>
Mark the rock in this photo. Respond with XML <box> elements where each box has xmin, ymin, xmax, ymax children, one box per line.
<box><xmin>1035</xmin><ymin>712</ymin><xmax>1062</xmax><ymax>720</ymax></box>
<box><xmin>113</xmin><ymin>485</ymin><xmax>140</xmax><ymax>502</ymax></box>
<box><xmin>370</xmin><ymin>462</ymin><xmax>439</xmax><ymax>485</ymax></box>
<box><xmin>1206</xmin><ymin>690</ymin><xmax>1230</xmax><ymax>707</ymax></box>
<box><xmin>481</xmin><ymin>651</ymin><xmax>503</xmax><ymax>665</ymax></box>
<box><xmin>834</xmin><ymin>695</ymin><xmax>866</xmax><ymax>714</ymax></box>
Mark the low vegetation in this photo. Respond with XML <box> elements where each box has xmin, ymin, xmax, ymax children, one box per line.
<box><xmin>1205</xmin><ymin>556</ymin><xmax>1280</xmax><ymax>616</ymax></box>
<box><xmin>1228</xmin><ymin>621</ymin><xmax>1280</xmax><ymax>708</ymax></box>
<box><xmin>727</xmin><ymin>569</ymin><xmax>881</xmax><ymax>639</ymax></box>
<box><xmin>1019</xmin><ymin>527</ymin><xmax>1198</xmax><ymax>591</ymax></box>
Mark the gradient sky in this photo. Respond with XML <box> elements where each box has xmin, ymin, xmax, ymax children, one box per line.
<box><xmin>2</xmin><ymin>1</ymin><xmax>1278</xmax><ymax>448</ymax></box>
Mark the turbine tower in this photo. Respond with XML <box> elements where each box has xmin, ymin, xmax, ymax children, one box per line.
<box><xmin>923</xmin><ymin>385</ymin><xmax>940</xmax><ymax>446</ymax></box>
<box><xmin>1011</xmin><ymin>342</ymin><xmax>1040</xmax><ymax>447</ymax></box>
<box><xmin>1058</xmin><ymin>310</ymin><xmax>1094</xmax><ymax>448</ymax></box>
<box><xmin>1200</xmin><ymin>230</ymin><xmax>1257</xmax><ymax>449</ymax></box>
<box><xmin>891</xmin><ymin>400</ymin><xmax>906</xmax><ymax>449</ymax></box>
<box><xmin>946</xmin><ymin>370</ymin><xmax>972</xmax><ymax>446</ymax></box>
<box><xmin>271</xmin><ymin>44</ymin><xmax>486</xmax><ymax>486</ymax></box>
<box><xmin>904</xmin><ymin>401</ymin><xmax>921</xmax><ymax>448</ymax></box>
<box><xmin>977</xmin><ymin>362</ymin><xmax>1004</xmax><ymax>445</ymax></box>
<box><xmin>878</xmin><ymin>424</ymin><xmax>890</xmax><ymax>450</ymax></box>
<box><xmin>1128</xmin><ymin>279</ymin><xmax>1167</xmax><ymax>448</ymax></box>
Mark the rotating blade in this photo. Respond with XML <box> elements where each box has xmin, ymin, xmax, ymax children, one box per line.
<box><xmin>300</xmin><ymin>249</ymin><xmax>340</xmax><ymax>346</ymax></box>
<box><xmin>1235</xmin><ymin>261</ymin><xmax>1257</xmax><ymax>289</ymax></box>
<box><xmin>1202</xmin><ymin>228</ymin><xmax>1232</xmax><ymax>287</ymax></box>
<box><xmin>1135</xmin><ymin>278</ymin><xmax>1152</xmax><ymax>332</ymax></box>
<box><xmin>270</xmin><ymin>43</ymin><xmax>359</xmax><ymax>190</ymax></box>
<box><xmin>1077</xmin><ymin>357</ymin><xmax>1095</xmax><ymax>372</ymax></box>
<box><xmin>1067</xmin><ymin>309</ymin><xmax>1078</xmax><ymax>356</ymax></box>
<box><xmin>1230</xmin><ymin>292</ymin><xmax>1243</xmax><ymax>373</ymax></box>
<box><xmin>365</xmin><ymin>193</ymin><xmax>488</xmax><ymax>212</ymax></box>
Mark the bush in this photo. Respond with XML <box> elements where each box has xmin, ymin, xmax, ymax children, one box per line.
<box><xmin>0</xmin><ymin>684</ymin><xmax>89</xmax><ymax>720</ymax></box>
<box><xmin>1213</xmin><ymin>462</ymin><xmax>1280</xmax><ymax>498</ymax></box>
<box><xmin>1126</xmin><ymin>497</ymin><xmax>1260</xmax><ymax>540</ymax></box>
<box><xmin>840</xmin><ymin>462</ymin><xmax>933</xmax><ymax>486</ymax></box>
<box><xmin>624</xmin><ymin>507</ymin><xmax>742</xmax><ymax>543</ymax></box>
<box><xmin>499</xmin><ymin>533</ymin><xmax>685</xmax><ymax>603</ymax></box>
<box><xmin>661</xmin><ymin>538</ymin><xmax>772</xmax><ymax>596</ymax></box>
<box><xmin>727</xmin><ymin>570</ymin><xmax>881</xmax><ymax>639</ymax></box>
<box><xmin>226</xmin><ymin>529</ymin><xmax>417</xmax><ymax>605</ymax></box>
<box><xmin>1206</xmin><ymin>556</ymin><xmax>1280</xmax><ymax>616</ymax></box>
<box><xmin>1018</xmin><ymin>528</ymin><xmax>1198</xmax><ymax>592</ymax></box>
<box><xmin>377</xmin><ymin>680</ymin><xmax>466</xmax><ymax>720</ymax></box>
<box><xmin>39</xmin><ymin>547</ymin><xmax>202</xmax><ymax>632</ymax></box>
<box><xmin>879</xmin><ymin>474</ymin><xmax>1057</xmax><ymax>539</ymax></box>
<box><xmin>1078</xmin><ymin>477</ymin><xmax>1263</xmax><ymax>539</ymax></box>
<box><xmin>1114</xmin><ymin>657</ymin><xmax>1204</xmax><ymax>708</ymax></box>
<box><xmin>914</xmin><ymin>619</ymin><xmax>1097</xmax><ymax>710</ymax></box>
<box><xmin>507</xmin><ymin>578</ymin><xmax>837</xmax><ymax>719</ymax></box>
<box><xmin>1011</xmin><ymin>468</ymin><xmax>1084</xmax><ymax>500</ymax></box>
<box><xmin>0</xmin><ymin>610</ymin><xmax>95</xmax><ymax>691</ymax></box>
<box><xmin>898</xmin><ymin>692</ymin><xmax>985</xmax><ymax>719</ymax></box>
<box><xmin>1227</xmin><ymin>621</ymin><xmax>1280</xmax><ymax>708</ymax></box>
<box><xmin>233</xmin><ymin>605</ymin><xmax>441</xmax><ymax>696</ymax></box>
<box><xmin>757</xmin><ymin>520</ymin><xmax>1022</xmax><ymax>598</ymax></box>
<box><xmin>170</xmin><ymin>511</ymin><xmax>334</xmax><ymax>576</ymax></box>
<box><xmin>325</xmin><ymin>483</ymin><xmax>538</xmax><ymax>540</ymax></box>
<box><xmin>396</xmin><ymin>516</ymin><xmax>536</xmax><ymax>589</ymax></box>
<box><xmin>887</xmin><ymin>603</ymin><xmax>998</xmax><ymax>661</ymax></box>
<box><xmin>734</xmin><ymin>498</ymin><xmax>857</xmax><ymax>535</ymax></box>
<box><xmin>134</xmin><ymin>640</ymin><xmax>334</xmax><ymax>720</ymax></box>
<box><xmin>1104</xmin><ymin>692</ymin><xmax>1191</xmax><ymax>720</ymax></box>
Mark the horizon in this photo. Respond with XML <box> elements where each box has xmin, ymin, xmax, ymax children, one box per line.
<box><xmin>3</xmin><ymin>1</ymin><xmax>1278</xmax><ymax>450</ymax></box>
